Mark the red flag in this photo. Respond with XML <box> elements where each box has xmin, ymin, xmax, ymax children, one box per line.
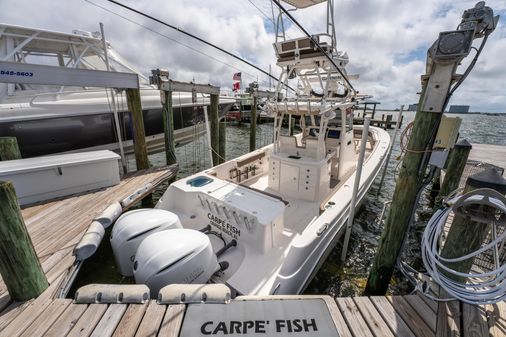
<box><xmin>233</xmin><ymin>82</ymin><xmax>240</xmax><ymax>92</ymax></box>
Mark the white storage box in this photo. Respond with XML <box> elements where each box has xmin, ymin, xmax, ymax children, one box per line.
<box><xmin>0</xmin><ymin>150</ymin><xmax>120</xmax><ymax>205</ymax></box>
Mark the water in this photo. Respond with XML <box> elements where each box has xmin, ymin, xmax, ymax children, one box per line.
<box><xmin>73</xmin><ymin>112</ymin><xmax>506</xmax><ymax>297</ymax></box>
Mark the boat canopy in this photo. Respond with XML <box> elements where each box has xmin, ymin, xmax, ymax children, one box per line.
<box><xmin>282</xmin><ymin>0</ymin><xmax>327</xmax><ymax>9</ymax></box>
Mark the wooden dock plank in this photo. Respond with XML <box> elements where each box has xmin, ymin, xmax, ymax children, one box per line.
<box><xmin>336</xmin><ymin>297</ymin><xmax>375</xmax><ymax>337</ymax></box>
<box><xmin>387</xmin><ymin>296</ymin><xmax>434</xmax><ymax>337</ymax></box>
<box><xmin>66</xmin><ymin>303</ymin><xmax>108</xmax><ymax>337</ymax></box>
<box><xmin>90</xmin><ymin>304</ymin><xmax>128</xmax><ymax>337</ymax></box>
<box><xmin>323</xmin><ymin>297</ymin><xmax>353</xmax><ymax>337</ymax></box>
<box><xmin>158</xmin><ymin>305</ymin><xmax>185</xmax><ymax>337</ymax></box>
<box><xmin>404</xmin><ymin>295</ymin><xmax>437</xmax><ymax>331</ymax></box>
<box><xmin>462</xmin><ymin>303</ymin><xmax>488</xmax><ymax>337</ymax></box>
<box><xmin>0</xmin><ymin>274</ymin><xmax>63</xmax><ymax>337</ymax></box>
<box><xmin>353</xmin><ymin>297</ymin><xmax>395</xmax><ymax>337</ymax></box>
<box><xmin>416</xmin><ymin>293</ymin><xmax>438</xmax><ymax>313</ymax></box>
<box><xmin>488</xmin><ymin>301</ymin><xmax>506</xmax><ymax>337</ymax></box>
<box><xmin>43</xmin><ymin>304</ymin><xmax>88</xmax><ymax>337</ymax></box>
<box><xmin>436</xmin><ymin>290</ymin><xmax>460</xmax><ymax>337</ymax></box>
<box><xmin>112</xmin><ymin>303</ymin><xmax>148</xmax><ymax>337</ymax></box>
<box><xmin>134</xmin><ymin>300</ymin><xmax>167</xmax><ymax>337</ymax></box>
<box><xmin>0</xmin><ymin>301</ymin><xmax>30</xmax><ymax>332</ymax></box>
<box><xmin>19</xmin><ymin>299</ymin><xmax>72</xmax><ymax>337</ymax></box>
<box><xmin>0</xmin><ymin>293</ymin><xmax>10</xmax><ymax>314</ymax></box>
<box><xmin>0</xmin><ymin>299</ymin><xmax>55</xmax><ymax>337</ymax></box>
<box><xmin>369</xmin><ymin>297</ymin><xmax>416</xmax><ymax>337</ymax></box>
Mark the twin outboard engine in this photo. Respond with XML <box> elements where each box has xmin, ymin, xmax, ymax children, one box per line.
<box><xmin>133</xmin><ymin>229</ymin><xmax>220</xmax><ymax>295</ymax></box>
<box><xmin>110</xmin><ymin>209</ymin><xmax>182</xmax><ymax>276</ymax></box>
<box><xmin>111</xmin><ymin>209</ymin><xmax>222</xmax><ymax>296</ymax></box>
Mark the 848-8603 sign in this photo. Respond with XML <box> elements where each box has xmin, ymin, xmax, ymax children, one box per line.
<box><xmin>0</xmin><ymin>70</ymin><xmax>34</xmax><ymax>77</ymax></box>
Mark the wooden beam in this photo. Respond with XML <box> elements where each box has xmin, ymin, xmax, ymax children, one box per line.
<box><xmin>162</xmin><ymin>90</ymin><xmax>177</xmax><ymax>165</ymax></box>
<box><xmin>249</xmin><ymin>96</ymin><xmax>258</xmax><ymax>151</ymax></box>
<box><xmin>126</xmin><ymin>88</ymin><xmax>149</xmax><ymax>170</ymax></box>
<box><xmin>210</xmin><ymin>94</ymin><xmax>220</xmax><ymax>166</ymax></box>
<box><xmin>160</xmin><ymin>80</ymin><xmax>220</xmax><ymax>95</ymax></box>
<box><xmin>434</xmin><ymin>139</ymin><xmax>472</xmax><ymax>210</ymax></box>
<box><xmin>0</xmin><ymin>137</ymin><xmax>22</xmax><ymax>161</ymax></box>
<box><xmin>0</xmin><ymin>181</ymin><xmax>48</xmax><ymax>301</ymax></box>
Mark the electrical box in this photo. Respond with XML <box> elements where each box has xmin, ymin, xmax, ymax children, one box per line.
<box><xmin>433</xmin><ymin>115</ymin><xmax>462</xmax><ymax>149</ymax></box>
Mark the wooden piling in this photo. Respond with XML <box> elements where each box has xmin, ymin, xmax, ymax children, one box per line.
<box><xmin>249</xmin><ymin>96</ymin><xmax>257</xmax><ymax>151</ymax></box>
<box><xmin>434</xmin><ymin>139</ymin><xmax>472</xmax><ymax>210</ymax></box>
<box><xmin>0</xmin><ymin>137</ymin><xmax>22</xmax><ymax>161</ymax></box>
<box><xmin>365</xmin><ymin>89</ymin><xmax>444</xmax><ymax>295</ymax></box>
<box><xmin>162</xmin><ymin>90</ymin><xmax>177</xmax><ymax>165</ymax></box>
<box><xmin>126</xmin><ymin>88</ymin><xmax>149</xmax><ymax>170</ymax></box>
<box><xmin>210</xmin><ymin>94</ymin><xmax>220</xmax><ymax>166</ymax></box>
<box><xmin>385</xmin><ymin>115</ymin><xmax>393</xmax><ymax>129</ymax></box>
<box><xmin>439</xmin><ymin>168</ymin><xmax>506</xmax><ymax>279</ymax></box>
<box><xmin>219</xmin><ymin>121</ymin><xmax>226</xmax><ymax>164</ymax></box>
<box><xmin>0</xmin><ymin>181</ymin><xmax>48</xmax><ymax>300</ymax></box>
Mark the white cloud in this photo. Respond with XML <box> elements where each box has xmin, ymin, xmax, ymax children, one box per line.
<box><xmin>0</xmin><ymin>0</ymin><xmax>505</xmax><ymax>111</ymax></box>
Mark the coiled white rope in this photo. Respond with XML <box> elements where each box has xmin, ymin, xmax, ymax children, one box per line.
<box><xmin>421</xmin><ymin>188</ymin><xmax>506</xmax><ymax>305</ymax></box>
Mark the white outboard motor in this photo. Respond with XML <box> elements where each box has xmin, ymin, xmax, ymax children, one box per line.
<box><xmin>133</xmin><ymin>229</ymin><xmax>220</xmax><ymax>296</ymax></box>
<box><xmin>111</xmin><ymin>209</ymin><xmax>182</xmax><ymax>276</ymax></box>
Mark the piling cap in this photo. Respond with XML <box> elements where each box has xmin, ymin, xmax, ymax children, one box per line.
<box><xmin>466</xmin><ymin>167</ymin><xmax>506</xmax><ymax>194</ymax></box>
<box><xmin>454</xmin><ymin>139</ymin><xmax>472</xmax><ymax>149</ymax></box>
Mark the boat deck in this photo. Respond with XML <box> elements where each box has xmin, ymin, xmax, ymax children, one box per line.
<box><xmin>0</xmin><ymin>166</ymin><xmax>177</xmax><ymax>315</ymax></box>
<box><xmin>1</xmin><ymin>292</ymin><xmax>505</xmax><ymax>337</ymax></box>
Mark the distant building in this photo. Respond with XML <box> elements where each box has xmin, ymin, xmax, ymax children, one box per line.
<box><xmin>448</xmin><ymin>105</ymin><xmax>470</xmax><ymax>113</ymax></box>
<box><xmin>408</xmin><ymin>104</ymin><xmax>418</xmax><ymax>111</ymax></box>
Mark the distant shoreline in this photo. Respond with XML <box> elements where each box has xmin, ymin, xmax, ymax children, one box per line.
<box><xmin>367</xmin><ymin>109</ymin><xmax>505</xmax><ymax>116</ymax></box>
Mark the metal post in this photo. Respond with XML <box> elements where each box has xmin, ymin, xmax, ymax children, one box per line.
<box><xmin>376</xmin><ymin>106</ymin><xmax>404</xmax><ymax>196</ymax></box>
<box><xmin>100</xmin><ymin>23</ymin><xmax>127</xmax><ymax>174</ymax></box>
<box><xmin>341</xmin><ymin>117</ymin><xmax>370</xmax><ymax>262</ymax></box>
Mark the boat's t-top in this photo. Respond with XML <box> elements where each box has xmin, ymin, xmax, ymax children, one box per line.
<box><xmin>269</xmin><ymin>0</ymin><xmax>356</xmax><ymax>105</ymax></box>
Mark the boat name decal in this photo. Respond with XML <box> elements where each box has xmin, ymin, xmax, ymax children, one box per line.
<box><xmin>0</xmin><ymin>70</ymin><xmax>34</xmax><ymax>77</ymax></box>
<box><xmin>207</xmin><ymin>213</ymin><xmax>241</xmax><ymax>239</ymax></box>
<box><xmin>200</xmin><ymin>319</ymin><xmax>318</xmax><ymax>335</ymax></box>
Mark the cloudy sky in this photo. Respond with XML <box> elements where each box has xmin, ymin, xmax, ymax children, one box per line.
<box><xmin>1</xmin><ymin>0</ymin><xmax>505</xmax><ymax>112</ymax></box>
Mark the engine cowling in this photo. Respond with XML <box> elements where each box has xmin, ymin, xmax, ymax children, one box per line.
<box><xmin>133</xmin><ymin>229</ymin><xmax>219</xmax><ymax>296</ymax></box>
<box><xmin>110</xmin><ymin>209</ymin><xmax>182</xmax><ymax>276</ymax></box>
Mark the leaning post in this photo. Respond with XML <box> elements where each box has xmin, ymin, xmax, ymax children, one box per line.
<box><xmin>434</xmin><ymin>139</ymin><xmax>472</xmax><ymax>210</ymax></box>
<box><xmin>365</xmin><ymin>3</ymin><xmax>497</xmax><ymax>295</ymax></box>
<box><xmin>0</xmin><ymin>181</ymin><xmax>48</xmax><ymax>300</ymax></box>
<box><xmin>0</xmin><ymin>137</ymin><xmax>22</xmax><ymax>161</ymax></box>
<box><xmin>210</xmin><ymin>94</ymin><xmax>220</xmax><ymax>166</ymax></box>
<box><xmin>126</xmin><ymin>88</ymin><xmax>149</xmax><ymax>170</ymax></box>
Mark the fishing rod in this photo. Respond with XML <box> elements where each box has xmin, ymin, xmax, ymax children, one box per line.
<box><xmin>271</xmin><ymin>0</ymin><xmax>356</xmax><ymax>94</ymax></box>
<box><xmin>103</xmin><ymin>0</ymin><xmax>295</xmax><ymax>93</ymax></box>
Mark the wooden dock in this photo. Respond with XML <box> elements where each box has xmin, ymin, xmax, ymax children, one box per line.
<box><xmin>0</xmin><ymin>165</ymin><xmax>176</xmax><ymax>315</ymax></box>
<box><xmin>2</xmin><ymin>144</ymin><xmax>506</xmax><ymax>336</ymax></box>
<box><xmin>0</xmin><ymin>292</ymin><xmax>505</xmax><ymax>337</ymax></box>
